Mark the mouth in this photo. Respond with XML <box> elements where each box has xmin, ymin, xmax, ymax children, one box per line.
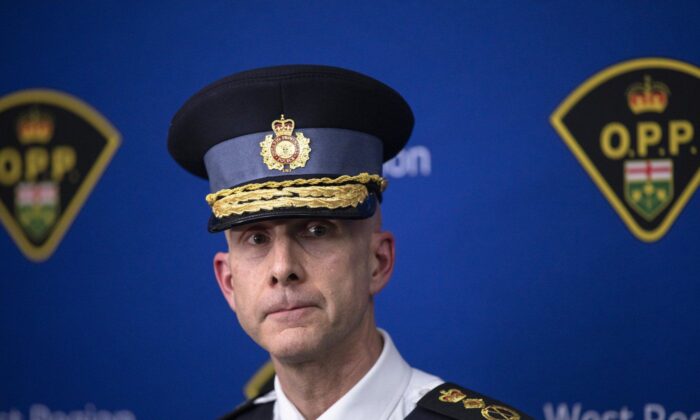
<box><xmin>265</xmin><ymin>303</ymin><xmax>317</xmax><ymax>322</ymax></box>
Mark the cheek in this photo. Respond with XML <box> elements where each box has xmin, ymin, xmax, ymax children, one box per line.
<box><xmin>321</xmin><ymin>246</ymin><xmax>373</xmax><ymax>307</ymax></box>
<box><xmin>345</xmin><ymin>241</ymin><xmax>373</xmax><ymax>284</ymax></box>
<box><xmin>230</xmin><ymin>272</ymin><xmax>265</xmax><ymax>343</ymax></box>
<box><xmin>229</xmin><ymin>261</ymin><xmax>261</xmax><ymax>316</ymax></box>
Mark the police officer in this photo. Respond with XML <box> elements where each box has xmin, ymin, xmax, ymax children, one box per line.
<box><xmin>168</xmin><ymin>65</ymin><xmax>531</xmax><ymax>420</ymax></box>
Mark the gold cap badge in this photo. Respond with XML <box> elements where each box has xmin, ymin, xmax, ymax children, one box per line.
<box><xmin>260</xmin><ymin>115</ymin><xmax>311</xmax><ymax>172</ymax></box>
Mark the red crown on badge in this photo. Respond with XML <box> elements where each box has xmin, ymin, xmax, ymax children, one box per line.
<box><xmin>17</xmin><ymin>108</ymin><xmax>54</xmax><ymax>144</ymax></box>
<box><xmin>626</xmin><ymin>75</ymin><xmax>670</xmax><ymax>114</ymax></box>
<box><xmin>272</xmin><ymin>115</ymin><xmax>295</xmax><ymax>137</ymax></box>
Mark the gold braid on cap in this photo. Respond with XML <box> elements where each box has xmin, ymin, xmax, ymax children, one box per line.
<box><xmin>206</xmin><ymin>173</ymin><xmax>387</xmax><ymax>218</ymax></box>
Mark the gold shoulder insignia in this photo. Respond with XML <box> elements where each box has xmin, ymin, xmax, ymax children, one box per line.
<box><xmin>411</xmin><ymin>382</ymin><xmax>534</xmax><ymax>420</ymax></box>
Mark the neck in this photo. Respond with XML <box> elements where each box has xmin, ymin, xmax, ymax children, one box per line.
<box><xmin>272</xmin><ymin>316</ymin><xmax>384</xmax><ymax>420</ymax></box>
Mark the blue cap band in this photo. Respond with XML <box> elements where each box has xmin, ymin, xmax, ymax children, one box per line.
<box><xmin>204</xmin><ymin>128</ymin><xmax>384</xmax><ymax>192</ymax></box>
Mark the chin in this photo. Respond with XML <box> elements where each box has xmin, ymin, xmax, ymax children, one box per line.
<box><xmin>264</xmin><ymin>326</ymin><xmax>326</xmax><ymax>363</ymax></box>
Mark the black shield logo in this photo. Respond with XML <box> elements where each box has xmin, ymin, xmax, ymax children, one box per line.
<box><xmin>0</xmin><ymin>89</ymin><xmax>120</xmax><ymax>261</ymax></box>
<box><xmin>551</xmin><ymin>58</ymin><xmax>700</xmax><ymax>242</ymax></box>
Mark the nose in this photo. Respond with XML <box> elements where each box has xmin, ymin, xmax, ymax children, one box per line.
<box><xmin>268</xmin><ymin>235</ymin><xmax>303</xmax><ymax>286</ymax></box>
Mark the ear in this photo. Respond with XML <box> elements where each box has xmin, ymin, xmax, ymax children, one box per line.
<box><xmin>213</xmin><ymin>251</ymin><xmax>237</xmax><ymax>312</ymax></box>
<box><xmin>369</xmin><ymin>230</ymin><xmax>395</xmax><ymax>295</ymax></box>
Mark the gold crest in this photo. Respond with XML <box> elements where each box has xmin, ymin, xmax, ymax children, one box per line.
<box><xmin>438</xmin><ymin>388</ymin><xmax>466</xmax><ymax>403</ymax></box>
<box><xmin>463</xmin><ymin>398</ymin><xmax>486</xmax><ymax>409</ymax></box>
<box><xmin>260</xmin><ymin>115</ymin><xmax>310</xmax><ymax>172</ymax></box>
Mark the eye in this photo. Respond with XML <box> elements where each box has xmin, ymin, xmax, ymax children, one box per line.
<box><xmin>247</xmin><ymin>232</ymin><xmax>269</xmax><ymax>245</ymax></box>
<box><xmin>306</xmin><ymin>223</ymin><xmax>328</xmax><ymax>237</ymax></box>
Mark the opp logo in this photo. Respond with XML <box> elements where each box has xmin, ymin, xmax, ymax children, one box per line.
<box><xmin>0</xmin><ymin>89</ymin><xmax>119</xmax><ymax>261</ymax></box>
<box><xmin>551</xmin><ymin>58</ymin><xmax>700</xmax><ymax>242</ymax></box>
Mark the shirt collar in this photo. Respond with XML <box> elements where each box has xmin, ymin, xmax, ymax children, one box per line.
<box><xmin>273</xmin><ymin>329</ymin><xmax>413</xmax><ymax>420</ymax></box>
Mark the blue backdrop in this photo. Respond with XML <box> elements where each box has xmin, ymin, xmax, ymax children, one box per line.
<box><xmin>2</xmin><ymin>2</ymin><xmax>699</xmax><ymax>419</ymax></box>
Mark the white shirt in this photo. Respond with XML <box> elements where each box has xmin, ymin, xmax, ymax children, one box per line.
<box><xmin>253</xmin><ymin>329</ymin><xmax>444</xmax><ymax>420</ymax></box>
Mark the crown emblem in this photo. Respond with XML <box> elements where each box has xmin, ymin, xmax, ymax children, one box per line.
<box><xmin>438</xmin><ymin>389</ymin><xmax>466</xmax><ymax>403</ymax></box>
<box><xmin>260</xmin><ymin>115</ymin><xmax>311</xmax><ymax>172</ymax></box>
<box><xmin>272</xmin><ymin>115</ymin><xmax>295</xmax><ymax>136</ymax></box>
<box><xmin>17</xmin><ymin>108</ymin><xmax>54</xmax><ymax>144</ymax></box>
<box><xmin>626</xmin><ymin>75</ymin><xmax>670</xmax><ymax>114</ymax></box>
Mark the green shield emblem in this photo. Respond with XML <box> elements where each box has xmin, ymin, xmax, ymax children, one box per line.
<box><xmin>15</xmin><ymin>181</ymin><xmax>59</xmax><ymax>242</ymax></box>
<box><xmin>624</xmin><ymin>159</ymin><xmax>673</xmax><ymax>221</ymax></box>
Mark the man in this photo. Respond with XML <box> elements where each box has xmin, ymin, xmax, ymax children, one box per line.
<box><xmin>168</xmin><ymin>65</ymin><xmax>531</xmax><ymax>420</ymax></box>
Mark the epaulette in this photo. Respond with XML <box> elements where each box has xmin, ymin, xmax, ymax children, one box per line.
<box><xmin>406</xmin><ymin>382</ymin><xmax>535</xmax><ymax>420</ymax></box>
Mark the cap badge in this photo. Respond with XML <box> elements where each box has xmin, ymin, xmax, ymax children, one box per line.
<box><xmin>260</xmin><ymin>115</ymin><xmax>311</xmax><ymax>172</ymax></box>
